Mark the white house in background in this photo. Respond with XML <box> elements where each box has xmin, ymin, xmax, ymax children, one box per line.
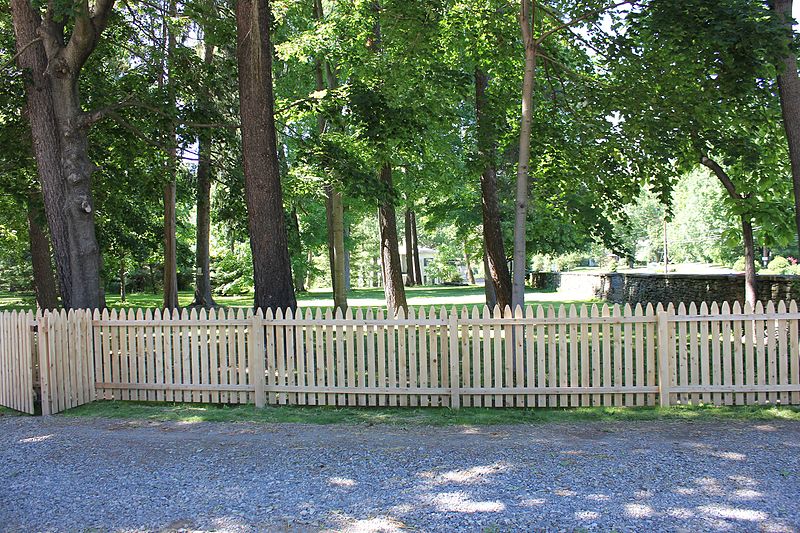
<box><xmin>398</xmin><ymin>245</ymin><xmax>437</xmax><ymax>285</ymax></box>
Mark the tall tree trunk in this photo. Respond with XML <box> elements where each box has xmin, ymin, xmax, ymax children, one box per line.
<box><xmin>512</xmin><ymin>0</ymin><xmax>537</xmax><ymax>310</ymax></box>
<box><xmin>404</xmin><ymin>208</ymin><xmax>415</xmax><ymax>286</ymax></box>
<box><xmin>236</xmin><ymin>0</ymin><xmax>297</xmax><ymax>311</ymax></box>
<box><xmin>290</xmin><ymin>206</ymin><xmax>307</xmax><ymax>293</ymax></box>
<box><xmin>378</xmin><ymin>164</ymin><xmax>408</xmax><ymax>313</ymax></box>
<box><xmin>464</xmin><ymin>245</ymin><xmax>476</xmax><ymax>285</ymax></box>
<box><xmin>344</xmin><ymin>222</ymin><xmax>352</xmax><ymax>291</ymax></box>
<box><xmin>162</xmin><ymin>0</ymin><xmax>179</xmax><ymax>310</ymax></box>
<box><xmin>11</xmin><ymin>0</ymin><xmax>109</xmax><ymax>309</ymax></box>
<box><xmin>483</xmin><ymin>250</ymin><xmax>497</xmax><ymax>309</ymax></box>
<box><xmin>741</xmin><ymin>216</ymin><xmax>758</xmax><ymax>308</ymax></box>
<box><xmin>700</xmin><ymin>155</ymin><xmax>758</xmax><ymax>307</ymax></box>
<box><xmin>27</xmin><ymin>198</ymin><xmax>59</xmax><ymax>310</ymax></box>
<box><xmin>313</xmin><ymin>0</ymin><xmax>347</xmax><ymax>310</ymax></box>
<box><xmin>411</xmin><ymin>211</ymin><xmax>422</xmax><ymax>285</ymax></box>
<box><xmin>119</xmin><ymin>259</ymin><xmax>126</xmax><ymax>303</ymax></box>
<box><xmin>475</xmin><ymin>68</ymin><xmax>513</xmax><ymax>309</ymax></box>
<box><xmin>191</xmin><ymin>43</ymin><xmax>217</xmax><ymax>309</ymax></box>
<box><xmin>772</xmin><ymin>0</ymin><xmax>800</xmax><ymax>255</ymax></box>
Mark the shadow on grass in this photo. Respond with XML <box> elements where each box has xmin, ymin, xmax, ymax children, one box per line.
<box><xmin>59</xmin><ymin>401</ymin><xmax>800</xmax><ymax>426</ymax></box>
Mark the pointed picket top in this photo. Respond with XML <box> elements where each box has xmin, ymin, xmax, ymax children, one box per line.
<box><xmin>523</xmin><ymin>305</ymin><xmax>533</xmax><ymax>319</ymax></box>
<box><xmin>688</xmin><ymin>301</ymin><xmax>697</xmax><ymax>315</ymax></box>
<box><xmin>790</xmin><ymin>300</ymin><xmax>798</xmax><ymax>313</ymax></box>
<box><xmin>755</xmin><ymin>300</ymin><xmax>764</xmax><ymax>314</ymax></box>
<box><xmin>288</xmin><ymin>307</ymin><xmax>297</xmax><ymax>321</ymax></box>
<box><xmin>207</xmin><ymin>307</ymin><xmax>217</xmax><ymax>321</ymax></box>
<box><xmin>92</xmin><ymin>308</ymin><xmax>101</xmax><ymax>321</ymax></box>
<box><xmin>778</xmin><ymin>300</ymin><xmax>787</xmax><ymax>313</ymax></box>
<box><xmin>428</xmin><ymin>306</ymin><xmax>436</xmax><ymax>321</ymax></box>
<box><xmin>160</xmin><ymin>307</ymin><xmax>169</xmax><ymax>321</ymax></box>
<box><xmin>365</xmin><ymin>306</ymin><xmax>374</xmax><ymax>320</ymax></box>
<box><xmin>481</xmin><ymin>304</ymin><xmax>491</xmax><ymax>320</ymax></box>
<box><xmin>355</xmin><ymin>307</ymin><xmax>364</xmax><ymax>320</ymax></box>
<box><xmin>634</xmin><ymin>303</ymin><xmax>643</xmax><ymax>317</ymax></box>
<box><xmin>699</xmin><ymin>301</ymin><xmax>708</xmax><ymax>315</ymax></box>
<box><xmin>620</xmin><ymin>303</ymin><xmax>629</xmax><ymax>317</ymax></box>
<box><xmin>436</xmin><ymin>306</ymin><xmax>446</xmax><ymax>322</ymax></box>
<box><xmin>677</xmin><ymin>302</ymin><xmax>686</xmax><ymax>315</ymax></box>
<box><xmin>535</xmin><ymin>304</ymin><xmax>545</xmax><ymax>319</ymax></box>
<box><xmin>721</xmin><ymin>301</ymin><xmax>730</xmax><ymax>314</ymax></box>
<box><xmin>610</xmin><ymin>303</ymin><xmax>620</xmax><ymax>317</ymax></box>
<box><xmin>346</xmin><ymin>306</ymin><xmax>355</xmax><ymax>320</ymax></box>
<box><xmin>109</xmin><ymin>308</ymin><xmax>118</xmax><ymax>321</ymax></box>
<box><xmin>144</xmin><ymin>308</ymin><xmax>153</xmax><ymax>321</ymax></box>
<box><xmin>301</xmin><ymin>307</ymin><xmax>311</xmax><ymax>320</ymax></box>
<box><xmin>324</xmin><ymin>308</ymin><xmax>333</xmax><ymax>321</ymax></box>
<box><xmin>396</xmin><ymin>306</ymin><xmax>405</xmax><ymax>320</ymax></box>
<box><xmin>568</xmin><ymin>303</ymin><xmax>577</xmax><ymax>318</ymax></box>
<box><xmin>667</xmin><ymin>302</ymin><xmax>675</xmax><ymax>313</ymax></box>
<box><xmin>67</xmin><ymin>308</ymin><xmax>75</xmax><ymax>322</ymax></box>
<box><xmin>491</xmin><ymin>304</ymin><xmax>500</xmax><ymax>319</ymax></box>
<box><xmin>501</xmin><ymin>305</ymin><xmax>510</xmax><ymax>319</ymax></box>
<box><xmin>710</xmin><ymin>301</ymin><xmax>719</xmax><ymax>315</ymax></box>
<box><xmin>558</xmin><ymin>304</ymin><xmax>567</xmax><ymax>319</ymax></box>
<box><xmin>766</xmin><ymin>300</ymin><xmax>775</xmax><ymax>314</ymax></box>
<box><xmin>414</xmin><ymin>306</ymin><xmax>424</xmax><ymax>320</ymax></box>
<box><xmin>600</xmin><ymin>303</ymin><xmax>609</xmax><ymax>317</ymax></box>
<box><xmin>188</xmin><ymin>307</ymin><xmax>197</xmax><ymax>321</ymax></box>
<box><xmin>514</xmin><ymin>305</ymin><xmax>523</xmax><ymax>319</ymax></box>
<box><xmin>333</xmin><ymin>306</ymin><xmax>342</xmax><ymax>320</ymax></box>
<box><xmin>743</xmin><ymin>300</ymin><xmax>753</xmax><ymax>314</ymax></box>
<box><xmin>470</xmin><ymin>306</ymin><xmax>479</xmax><ymax>320</ymax></box>
<box><xmin>408</xmin><ymin>306</ymin><xmax>417</xmax><ymax>320</ymax></box>
<box><xmin>733</xmin><ymin>300</ymin><xmax>742</xmax><ymax>314</ymax></box>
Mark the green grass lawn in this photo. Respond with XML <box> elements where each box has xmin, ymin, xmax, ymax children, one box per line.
<box><xmin>0</xmin><ymin>285</ymin><xmax>598</xmax><ymax>312</ymax></box>
<box><xmin>56</xmin><ymin>400</ymin><xmax>800</xmax><ymax>426</ymax></box>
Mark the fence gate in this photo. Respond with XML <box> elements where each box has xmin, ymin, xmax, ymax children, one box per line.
<box><xmin>0</xmin><ymin>311</ymin><xmax>36</xmax><ymax>414</ymax></box>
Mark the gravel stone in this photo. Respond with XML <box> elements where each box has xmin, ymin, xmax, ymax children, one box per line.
<box><xmin>0</xmin><ymin>415</ymin><xmax>798</xmax><ymax>532</ymax></box>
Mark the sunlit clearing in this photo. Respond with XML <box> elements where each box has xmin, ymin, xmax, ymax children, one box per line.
<box><xmin>698</xmin><ymin>504</ymin><xmax>768</xmax><ymax>521</ymax></box>
<box><xmin>19</xmin><ymin>434</ymin><xmax>53</xmax><ymax>443</ymax></box>
<box><xmin>430</xmin><ymin>492</ymin><xmax>505</xmax><ymax>513</ymax></box>
<box><xmin>329</xmin><ymin>476</ymin><xmax>357</xmax><ymax>487</ymax></box>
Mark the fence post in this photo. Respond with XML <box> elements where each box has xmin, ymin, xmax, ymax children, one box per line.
<box><xmin>37</xmin><ymin>311</ymin><xmax>51</xmax><ymax>416</ymax></box>
<box><xmin>657</xmin><ymin>310</ymin><xmax>671</xmax><ymax>408</ymax></box>
<box><xmin>448</xmin><ymin>309</ymin><xmax>460</xmax><ymax>410</ymax></box>
<box><xmin>250</xmin><ymin>311</ymin><xmax>266</xmax><ymax>408</ymax></box>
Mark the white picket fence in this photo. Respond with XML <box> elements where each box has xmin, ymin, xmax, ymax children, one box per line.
<box><xmin>0</xmin><ymin>301</ymin><xmax>799</xmax><ymax>415</ymax></box>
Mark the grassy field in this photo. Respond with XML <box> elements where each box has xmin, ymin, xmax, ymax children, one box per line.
<box><xmin>0</xmin><ymin>285</ymin><xmax>597</xmax><ymax>312</ymax></box>
<box><xmin>55</xmin><ymin>401</ymin><xmax>800</xmax><ymax>426</ymax></box>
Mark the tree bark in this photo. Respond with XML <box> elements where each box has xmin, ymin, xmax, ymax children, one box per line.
<box><xmin>289</xmin><ymin>206</ymin><xmax>307</xmax><ymax>293</ymax></box>
<box><xmin>741</xmin><ymin>216</ymin><xmax>758</xmax><ymax>308</ymax></box>
<box><xmin>378</xmin><ymin>163</ymin><xmax>408</xmax><ymax>313</ymax></box>
<box><xmin>27</xmin><ymin>197</ymin><xmax>59</xmax><ymax>310</ymax></box>
<box><xmin>483</xmin><ymin>249</ymin><xmax>497</xmax><ymax>309</ymax></box>
<box><xmin>512</xmin><ymin>0</ymin><xmax>538</xmax><ymax>310</ymax></box>
<box><xmin>11</xmin><ymin>0</ymin><xmax>110</xmax><ymax>309</ymax></box>
<box><xmin>464</xmin><ymin>245</ymin><xmax>476</xmax><ymax>285</ymax></box>
<box><xmin>191</xmin><ymin>43</ymin><xmax>217</xmax><ymax>309</ymax></box>
<box><xmin>772</xmin><ymin>0</ymin><xmax>800</xmax><ymax>255</ymax></box>
<box><xmin>475</xmin><ymin>68</ymin><xmax>513</xmax><ymax>309</ymax></box>
<box><xmin>411</xmin><ymin>211</ymin><xmax>422</xmax><ymax>285</ymax></box>
<box><xmin>236</xmin><ymin>0</ymin><xmax>297</xmax><ymax>311</ymax></box>
<box><xmin>404</xmin><ymin>208</ymin><xmax>415</xmax><ymax>286</ymax></box>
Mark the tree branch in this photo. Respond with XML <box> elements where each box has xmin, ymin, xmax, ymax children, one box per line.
<box><xmin>535</xmin><ymin>0</ymin><xmax>633</xmax><ymax>46</ymax></box>
<box><xmin>699</xmin><ymin>154</ymin><xmax>744</xmax><ymax>200</ymax></box>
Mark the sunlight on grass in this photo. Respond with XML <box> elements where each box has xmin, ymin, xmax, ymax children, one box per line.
<box><xmin>1</xmin><ymin>286</ymin><xmax>599</xmax><ymax>312</ymax></box>
<box><xmin>60</xmin><ymin>401</ymin><xmax>800</xmax><ymax>426</ymax></box>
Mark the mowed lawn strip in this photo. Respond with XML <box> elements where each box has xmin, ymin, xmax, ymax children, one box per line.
<box><xmin>57</xmin><ymin>401</ymin><xmax>800</xmax><ymax>426</ymax></box>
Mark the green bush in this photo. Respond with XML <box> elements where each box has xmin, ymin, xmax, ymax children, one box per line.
<box><xmin>731</xmin><ymin>256</ymin><xmax>761</xmax><ymax>273</ymax></box>
<box><xmin>767</xmin><ymin>256</ymin><xmax>792</xmax><ymax>275</ymax></box>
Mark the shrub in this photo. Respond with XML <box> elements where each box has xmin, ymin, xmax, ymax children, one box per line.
<box><xmin>767</xmin><ymin>256</ymin><xmax>792</xmax><ymax>275</ymax></box>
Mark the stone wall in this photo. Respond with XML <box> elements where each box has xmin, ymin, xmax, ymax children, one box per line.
<box><xmin>531</xmin><ymin>271</ymin><xmax>800</xmax><ymax>306</ymax></box>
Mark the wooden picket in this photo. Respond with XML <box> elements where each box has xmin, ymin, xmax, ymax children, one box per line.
<box><xmin>2</xmin><ymin>301</ymin><xmax>800</xmax><ymax>414</ymax></box>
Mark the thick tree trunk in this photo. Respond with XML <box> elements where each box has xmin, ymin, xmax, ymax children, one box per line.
<box><xmin>236</xmin><ymin>0</ymin><xmax>297</xmax><ymax>311</ymax></box>
<box><xmin>331</xmin><ymin>190</ymin><xmax>347</xmax><ymax>310</ymax></box>
<box><xmin>27</xmin><ymin>199</ymin><xmax>59</xmax><ymax>310</ymax></box>
<box><xmin>741</xmin><ymin>216</ymin><xmax>758</xmax><ymax>308</ymax></box>
<box><xmin>411</xmin><ymin>211</ymin><xmax>422</xmax><ymax>285</ymax></box>
<box><xmin>11</xmin><ymin>0</ymin><xmax>105</xmax><ymax>309</ymax></box>
<box><xmin>344</xmin><ymin>222</ymin><xmax>352</xmax><ymax>291</ymax></box>
<box><xmin>404</xmin><ymin>208</ymin><xmax>415</xmax><ymax>286</ymax></box>
<box><xmin>772</xmin><ymin>0</ymin><xmax>800</xmax><ymax>255</ymax></box>
<box><xmin>475</xmin><ymin>68</ymin><xmax>512</xmax><ymax>309</ymax></box>
<box><xmin>191</xmin><ymin>45</ymin><xmax>217</xmax><ymax>309</ymax></box>
<box><xmin>378</xmin><ymin>164</ymin><xmax>408</xmax><ymax>313</ymax></box>
<box><xmin>464</xmin><ymin>245</ymin><xmax>476</xmax><ymax>285</ymax></box>
<box><xmin>483</xmin><ymin>250</ymin><xmax>497</xmax><ymax>309</ymax></box>
<box><xmin>512</xmin><ymin>0</ymin><xmax>537</xmax><ymax>310</ymax></box>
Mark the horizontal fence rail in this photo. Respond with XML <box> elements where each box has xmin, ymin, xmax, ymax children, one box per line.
<box><xmin>0</xmin><ymin>301</ymin><xmax>798</xmax><ymax>414</ymax></box>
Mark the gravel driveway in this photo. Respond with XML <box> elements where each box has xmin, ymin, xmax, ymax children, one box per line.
<box><xmin>0</xmin><ymin>413</ymin><xmax>798</xmax><ymax>532</ymax></box>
